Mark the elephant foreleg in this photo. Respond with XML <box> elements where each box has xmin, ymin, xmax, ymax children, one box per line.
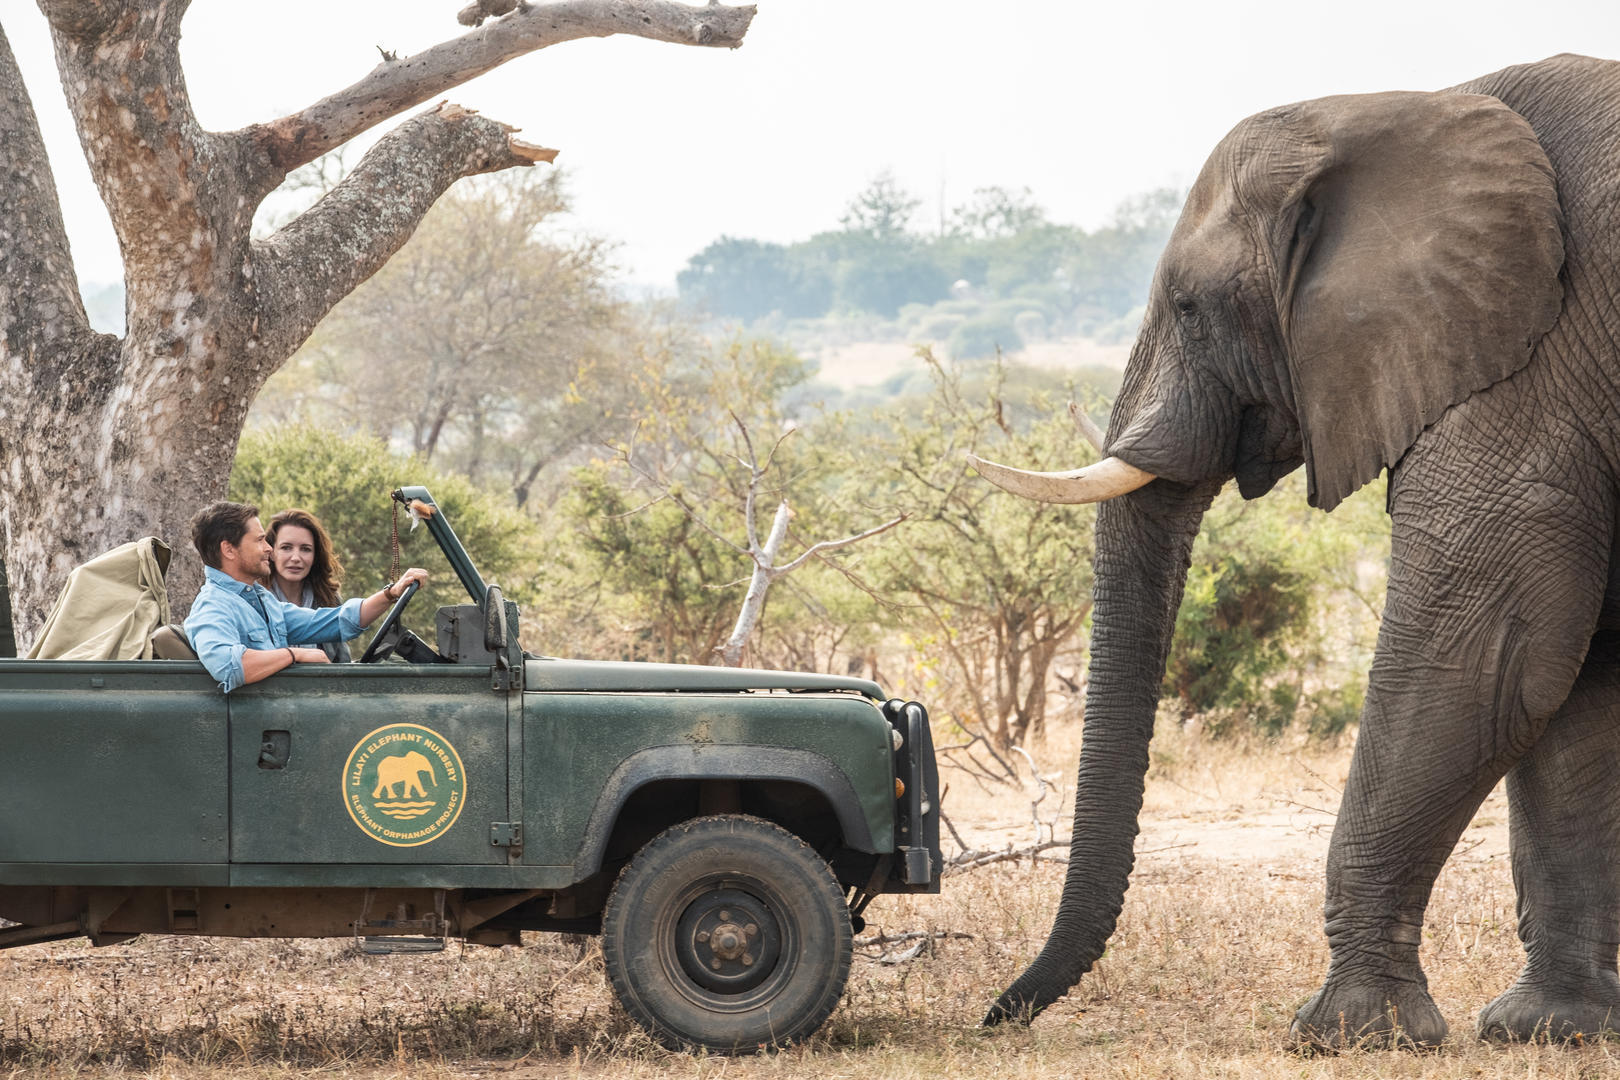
<box><xmin>1291</xmin><ymin>427</ymin><xmax>1611</xmax><ymax>1048</ymax></box>
<box><xmin>1478</xmin><ymin>633</ymin><xmax>1620</xmax><ymax>1042</ymax></box>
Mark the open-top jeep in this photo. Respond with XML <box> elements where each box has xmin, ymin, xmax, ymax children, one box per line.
<box><xmin>0</xmin><ymin>487</ymin><xmax>940</xmax><ymax>1051</ymax></box>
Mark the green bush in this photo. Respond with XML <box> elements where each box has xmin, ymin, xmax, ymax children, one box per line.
<box><xmin>1162</xmin><ymin>472</ymin><xmax>1388</xmax><ymax>738</ymax></box>
<box><xmin>230</xmin><ymin>424</ymin><xmax>544</xmax><ymax>625</ymax></box>
<box><xmin>1165</xmin><ymin>555</ymin><xmax>1310</xmax><ymax>721</ymax></box>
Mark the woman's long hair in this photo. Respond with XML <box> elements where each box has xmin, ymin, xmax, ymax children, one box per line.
<box><xmin>266</xmin><ymin>508</ymin><xmax>345</xmax><ymax>608</ymax></box>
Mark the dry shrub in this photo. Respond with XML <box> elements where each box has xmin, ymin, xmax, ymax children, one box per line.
<box><xmin>3</xmin><ymin>721</ymin><xmax>1616</xmax><ymax>1078</ymax></box>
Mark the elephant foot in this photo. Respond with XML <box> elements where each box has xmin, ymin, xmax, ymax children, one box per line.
<box><xmin>1290</xmin><ymin>978</ymin><xmax>1447</xmax><ymax>1050</ymax></box>
<box><xmin>1478</xmin><ymin>973</ymin><xmax>1620</xmax><ymax>1044</ymax></box>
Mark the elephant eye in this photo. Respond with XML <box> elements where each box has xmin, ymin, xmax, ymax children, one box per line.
<box><xmin>1170</xmin><ymin>292</ymin><xmax>1207</xmax><ymax>340</ymax></box>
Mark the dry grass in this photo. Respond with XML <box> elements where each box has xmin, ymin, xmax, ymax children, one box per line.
<box><xmin>3</xmin><ymin>721</ymin><xmax>1612</xmax><ymax>1079</ymax></box>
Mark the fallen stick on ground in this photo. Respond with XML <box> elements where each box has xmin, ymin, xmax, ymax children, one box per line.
<box><xmin>943</xmin><ymin>839</ymin><xmax>1069</xmax><ymax>874</ymax></box>
<box><xmin>854</xmin><ymin>930</ymin><xmax>976</xmax><ymax>948</ymax></box>
<box><xmin>853</xmin><ymin>930</ymin><xmax>976</xmax><ymax>965</ymax></box>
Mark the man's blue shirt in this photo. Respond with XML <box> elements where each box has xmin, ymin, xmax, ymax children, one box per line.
<box><xmin>184</xmin><ymin>565</ymin><xmax>363</xmax><ymax>692</ymax></box>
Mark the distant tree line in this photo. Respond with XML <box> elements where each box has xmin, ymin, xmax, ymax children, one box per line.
<box><xmin>676</xmin><ymin>173</ymin><xmax>1184</xmax><ymax>351</ymax></box>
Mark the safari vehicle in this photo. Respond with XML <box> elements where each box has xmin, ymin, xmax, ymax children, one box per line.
<box><xmin>0</xmin><ymin>487</ymin><xmax>940</xmax><ymax>1052</ymax></box>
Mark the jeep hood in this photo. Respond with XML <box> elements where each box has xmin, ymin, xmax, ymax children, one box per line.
<box><xmin>524</xmin><ymin>657</ymin><xmax>884</xmax><ymax>700</ymax></box>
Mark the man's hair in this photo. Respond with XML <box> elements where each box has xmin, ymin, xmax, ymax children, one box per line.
<box><xmin>266</xmin><ymin>507</ymin><xmax>345</xmax><ymax>607</ymax></box>
<box><xmin>191</xmin><ymin>501</ymin><xmax>259</xmax><ymax>570</ymax></box>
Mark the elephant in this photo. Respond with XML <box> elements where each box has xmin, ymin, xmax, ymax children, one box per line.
<box><xmin>372</xmin><ymin>750</ymin><xmax>436</xmax><ymax>800</ymax></box>
<box><xmin>969</xmin><ymin>53</ymin><xmax>1620</xmax><ymax>1047</ymax></box>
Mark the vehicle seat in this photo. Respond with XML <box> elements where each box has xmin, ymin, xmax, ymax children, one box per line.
<box><xmin>150</xmin><ymin>624</ymin><xmax>198</xmax><ymax>661</ymax></box>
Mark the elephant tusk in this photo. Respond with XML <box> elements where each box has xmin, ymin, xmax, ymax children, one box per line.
<box><xmin>966</xmin><ymin>452</ymin><xmax>1157</xmax><ymax>504</ymax></box>
<box><xmin>1067</xmin><ymin>401</ymin><xmax>1107</xmax><ymax>454</ymax></box>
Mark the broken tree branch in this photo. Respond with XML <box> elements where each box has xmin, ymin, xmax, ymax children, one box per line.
<box><xmin>253</xmin><ymin>102</ymin><xmax>554</xmax><ymax>363</ymax></box>
<box><xmin>854</xmin><ymin>930</ymin><xmax>976</xmax><ymax>965</ymax></box>
<box><xmin>855</xmin><ymin>930</ymin><xmax>976</xmax><ymax>948</ymax></box>
<box><xmin>944</xmin><ymin>839</ymin><xmax>1069</xmax><ymax>875</ymax></box>
<box><xmin>714</xmin><ymin>413</ymin><xmax>905</xmax><ymax>666</ymax></box>
<box><xmin>248</xmin><ymin>0</ymin><xmax>757</xmax><ymax>173</ymax></box>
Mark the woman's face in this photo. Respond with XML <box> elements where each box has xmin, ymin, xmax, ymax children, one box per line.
<box><xmin>272</xmin><ymin>524</ymin><xmax>317</xmax><ymax>587</ymax></box>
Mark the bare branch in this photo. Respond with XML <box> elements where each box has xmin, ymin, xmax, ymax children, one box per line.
<box><xmin>252</xmin><ymin>102</ymin><xmax>555</xmax><ymax>360</ymax></box>
<box><xmin>943</xmin><ymin>840</ymin><xmax>1069</xmax><ymax>875</ymax></box>
<box><xmin>611</xmin><ymin>437</ymin><xmax>747</xmax><ymax>556</ymax></box>
<box><xmin>247</xmin><ymin>0</ymin><xmax>757</xmax><ymax>172</ymax></box>
<box><xmin>855</xmin><ymin>930</ymin><xmax>975</xmax><ymax>949</ymax></box>
<box><xmin>940</xmin><ymin>806</ymin><xmax>970</xmax><ymax>852</ymax></box>
<box><xmin>856</xmin><ymin>931</ymin><xmax>975</xmax><ymax>965</ymax></box>
<box><xmin>774</xmin><ymin>513</ymin><xmax>908</xmax><ymax>575</ymax></box>
<box><xmin>607</xmin><ymin>492</ymin><xmax>672</xmax><ymax>518</ymax></box>
<box><xmin>761</xmin><ymin>426</ymin><xmax>796</xmax><ymax>474</ymax></box>
<box><xmin>731</xmin><ymin>412</ymin><xmax>762</xmax><ymax>552</ymax></box>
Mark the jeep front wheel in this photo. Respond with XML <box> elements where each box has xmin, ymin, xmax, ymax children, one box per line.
<box><xmin>600</xmin><ymin>814</ymin><xmax>853</xmax><ymax>1052</ymax></box>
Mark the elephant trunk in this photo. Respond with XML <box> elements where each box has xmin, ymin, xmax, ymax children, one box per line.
<box><xmin>985</xmin><ymin>483</ymin><xmax>1211</xmax><ymax>1024</ymax></box>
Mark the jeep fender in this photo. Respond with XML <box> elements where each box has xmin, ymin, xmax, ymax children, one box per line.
<box><xmin>572</xmin><ymin>745</ymin><xmax>885</xmax><ymax>877</ymax></box>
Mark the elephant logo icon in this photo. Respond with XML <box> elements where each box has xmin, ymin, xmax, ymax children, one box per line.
<box><xmin>372</xmin><ymin>750</ymin><xmax>436</xmax><ymax>801</ymax></box>
<box><xmin>342</xmin><ymin>723</ymin><xmax>467</xmax><ymax>847</ymax></box>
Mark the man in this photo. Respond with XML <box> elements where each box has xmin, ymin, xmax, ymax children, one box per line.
<box><xmin>185</xmin><ymin>501</ymin><xmax>429</xmax><ymax>693</ymax></box>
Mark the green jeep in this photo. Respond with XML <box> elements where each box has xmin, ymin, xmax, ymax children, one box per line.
<box><xmin>0</xmin><ymin>487</ymin><xmax>940</xmax><ymax>1052</ymax></box>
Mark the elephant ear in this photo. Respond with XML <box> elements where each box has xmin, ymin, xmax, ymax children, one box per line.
<box><xmin>1266</xmin><ymin>91</ymin><xmax>1564</xmax><ymax>511</ymax></box>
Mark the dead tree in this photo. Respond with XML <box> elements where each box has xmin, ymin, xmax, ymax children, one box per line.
<box><xmin>0</xmin><ymin>0</ymin><xmax>755</xmax><ymax>647</ymax></box>
<box><xmin>620</xmin><ymin>417</ymin><xmax>905</xmax><ymax>668</ymax></box>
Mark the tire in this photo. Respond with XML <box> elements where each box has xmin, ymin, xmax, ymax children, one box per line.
<box><xmin>600</xmin><ymin>814</ymin><xmax>854</xmax><ymax>1052</ymax></box>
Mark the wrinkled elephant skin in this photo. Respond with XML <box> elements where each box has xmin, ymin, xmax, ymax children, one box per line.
<box><xmin>978</xmin><ymin>54</ymin><xmax>1620</xmax><ymax>1047</ymax></box>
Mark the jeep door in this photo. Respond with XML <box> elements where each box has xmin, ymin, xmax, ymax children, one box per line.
<box><xmin>225</xmin><ymin>664</ymin><xmax>516</xmax><ymax>884</ymax></box>
<box><xmin>0</xmin><ymin>660</ymin><xmax>228</xmax><ymax>884</ymax></box>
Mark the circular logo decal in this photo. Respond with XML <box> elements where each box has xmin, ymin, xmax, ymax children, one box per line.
<box><xmin>343</xmin><ymin>723</ymin><xmax>467</xmax><ymax>847</ymax></box>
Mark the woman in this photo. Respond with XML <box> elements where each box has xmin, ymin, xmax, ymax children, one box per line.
<box><xmin>265</xmin><ymin>508</ymin><xmax>351</xmax><ymax>663</ymax></box>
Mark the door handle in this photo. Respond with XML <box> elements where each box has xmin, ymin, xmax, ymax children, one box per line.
<box><xmin>258</xmin><ymin>730</ymin><xmax>291</xmax><ymax>770</ymax></box>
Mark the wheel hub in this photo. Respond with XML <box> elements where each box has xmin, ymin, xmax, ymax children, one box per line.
<box><xmin>676</xmin><ymin>888</ymin><xmax>782</xmax><ymax>994</ymax></box>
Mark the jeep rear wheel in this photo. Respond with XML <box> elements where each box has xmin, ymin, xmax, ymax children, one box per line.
<box><xmin>600</xmin><ymin>814</ymin><xmax>853</xmax><ymax>1052</ymax></box>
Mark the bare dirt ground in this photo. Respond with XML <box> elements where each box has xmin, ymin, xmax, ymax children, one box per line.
<box><xmin>811</xmin><ymin>337</ymin><xmax>1131</xmax><ymax>390</ymax></box>
<box><xmin>4</xmin><ymin>724</ymin><xmax>1604</xmax><ymax>1080</ymax></box>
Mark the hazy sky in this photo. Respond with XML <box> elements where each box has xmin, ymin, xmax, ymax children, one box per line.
<box><xmin>9</xmin><ymin>1</ymin><xmax>1620</xmax><ymax>291</ymax></box>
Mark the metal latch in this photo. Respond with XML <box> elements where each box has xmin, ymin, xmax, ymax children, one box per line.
<box><xmin>258</xmin><ymin>730</ymin><xmax>291</xmax><ymax>770</ymax></box>
<box><xmin>490</xmin><ymin>822</ymin><xmax>522</xmax><ymax>848</ymax></box>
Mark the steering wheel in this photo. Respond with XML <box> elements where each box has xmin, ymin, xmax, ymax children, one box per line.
<box><xmin>359</xmin><ymin>580</ymin><xmax>420</xmax><ymax>663</ymax></box>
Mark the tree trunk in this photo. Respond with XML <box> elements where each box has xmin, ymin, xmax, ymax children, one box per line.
<box><xmin>985</xmin><ymin>483</ymin><xmax>1213</xmax><ymax>1024</ymax></box>
<box><xmin>718</xmin><ymin>499</ymin><xmax>792</xmax><ymax>666</ymax></box>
